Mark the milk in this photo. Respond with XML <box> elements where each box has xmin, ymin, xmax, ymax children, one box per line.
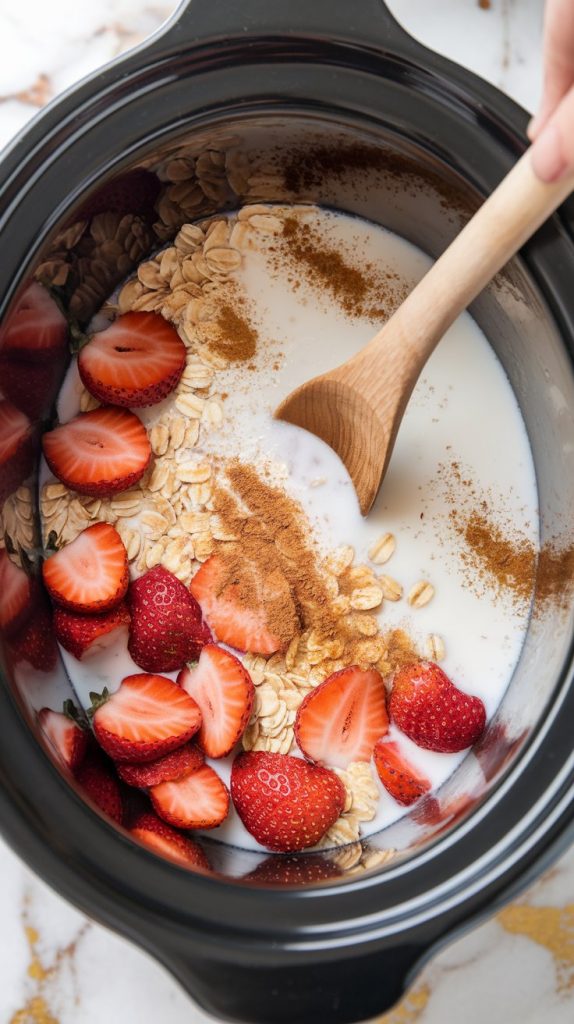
<box><xmin>45</xmin><ymin>207</ymin><xmax>538</xmax><ymax>852</ymax></box>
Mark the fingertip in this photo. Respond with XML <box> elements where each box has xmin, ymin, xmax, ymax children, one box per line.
<box><xmin>531</xmin><ymin>122</ymin><xmax>568</xmax><ymax>182</ymax></box>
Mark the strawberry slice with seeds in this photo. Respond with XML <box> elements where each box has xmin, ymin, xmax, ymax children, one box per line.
<box><xmin>128</xmin><ymin>565</ymin><xmax>212</xmax><ymax>673</ymax></box>
<box><xmin>130</xmin><ymin>812</ymin><xmax>211</xmax><ymax>870</ymax></box>
<box><xmin>118</xmin><ymin>743</ymin><xmax>204</xmax><ymax>788</ymax></box>
<box><xmin>54</xmin><ymin>600</ymin><xmax>131</xmax><ymax>659</ymax></box>
<box><xmin>75</xmin><ymin>748</ymin><xmax>123</xmax><ymax>824</ymax></box>
<box><xmin>150</xmin><ymin>764</ymin><xmax>230</xmax><ymax>830</ymax></box>
<box><xmin>42</xmin><ymin>406</ymin><xmax>151</xmax><ymax>497</ymax></box>
<box><xmin>79</xmin><ymin>312</ymin><xmax>186</xmax><ymax>408</ymax></box>
<box><xmin>0</xmin><ymin>549</ymin><xmax>32</xmax><ymax>635</ymax></box>
<box><xmin>91</xmin><ymin>673</ymin><xmax>202</xmax><ymax>763</ymax></box>
<box><xmin>295</xmin><ymin>666</ymin><xmax>389</xmax><ymax>769</ymax></box>
<box><xmin>178</xmin><ymin>644</ymin><xmax>255</xmax><ymax>758</ymax></box>
<box><xmin>389</xmin><ymin>661</ymin><xmax>487</xmax><ymax>753</ymax></box>
<box><xmin>231</xmin><ymin>751</ymin><xmax>346</xmax><ymax>853</ymax></box>
<box><xmin>43</xmin><ymin>523</ymin><xmax>129</xmax><ymax>614</ymax></box>
<box><xmin>38</xmin><ymin>702</ymin><xmax>88</xmax><ymax>772</ymax></box>
<box><xmin>190</xmin><ymin>555</ymin><xmax>291</xmax><ymax>656</ymax></box>
<box><xmin>0</xmin><ymin>282</ymin><xmax>67</xmax><ymax>360</ymax></box>
<box><xmin>373</xmin><ymin>738</ymin><xmax>431</xmax><ymax>806</ymax></box>
<box><xmin>0</xmin><ymin>399</ymin><xmax>34</xmax><ymax>504</ymax></box>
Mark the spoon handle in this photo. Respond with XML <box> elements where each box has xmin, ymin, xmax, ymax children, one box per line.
<box><xmin>361</xmin><ymin>150</ymin><xmax>574</xmax><ymax>368</ymax></box>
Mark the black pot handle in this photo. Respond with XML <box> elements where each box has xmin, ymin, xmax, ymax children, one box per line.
<box><xmin>150</xmin><ymin>0</ymin><xmax>413</xmax><ymax>55</ymax></box>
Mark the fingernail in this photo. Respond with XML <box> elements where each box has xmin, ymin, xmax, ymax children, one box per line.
<box><xmin>531</xmin><ymin>122</ymin><xmax>568</xmax><ymax>182</ymax></box>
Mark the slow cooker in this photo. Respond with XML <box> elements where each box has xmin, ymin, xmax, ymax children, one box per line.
<box><xmin>0</xmin><ymin>1</ymin><xmax>573</xmax><ymax>1022</ymax></box>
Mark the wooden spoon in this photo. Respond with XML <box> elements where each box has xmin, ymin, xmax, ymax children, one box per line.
<box><xmin>275</xmin><ymin>150</ymin><xmax>574</xmax><ymax>514</ymax></box>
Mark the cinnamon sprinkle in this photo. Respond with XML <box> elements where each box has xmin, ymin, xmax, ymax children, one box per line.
<box><xmin>462</xmin><ymin>512</ymin><xmax>536</xmax><ymax>605</ymax></box>
<box><xmin>211</xmin><ymin>302</ymin><xmax>258</xmax><ymax>363</ymax></box>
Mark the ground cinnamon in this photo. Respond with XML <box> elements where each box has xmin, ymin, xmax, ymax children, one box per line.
<box><xmin>210</xmin><ymin>302</ymin><xmax>258</xmax><ymax>363</ymax></box>
<box><xmin>461</xmin><ymin>512</ymin><xmax>536</xmax><ymax>605</ymax></box>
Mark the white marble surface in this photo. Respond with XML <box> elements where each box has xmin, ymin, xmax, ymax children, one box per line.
<box><xmin>1</xmin><ymin>2</ymin><xmax>573</xmax><ymax>1023</ymax></box>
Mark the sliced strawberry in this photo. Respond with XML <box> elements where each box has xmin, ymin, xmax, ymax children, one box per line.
<box><xmin>294</xmin><ymin>666</ymin><xmax>389</xmax><ymax>770</ymax></box>
<box><xmin>190</xmin><ymin>554</ymin><xmax>295</xmax><ymax>656</ymax></box>
<box><xmin>91</xmin><ymin>672</ymin><xmax>202</xmax><ymax>763</ymax></box>
<box><xmin>79</xmin><ymin>312</ymin><xmax>186</xmax><ymax>408</ymax></box>
<box><xmin>178</xmin><ymin>644</ymin><xmax>254</xmax><ymax>758</ymax></box>
<box><xmin>0</xmin><ymin>282</ymin><xmax>67</xmax><ymax>360</ymax></box>
<box><xmin>150</xmin><ymin>764</ymin><xmax>230</xmax><ymax>830</ymax></box>
<box><xmin>54</xmin><ymin>600</ymin><xmax>130</xmax><ymax>659</ymax></box>
<box><xmin>373</xmin><ymin>738</ymin><xmax>431</xmax><ymax>806</ymax></box>
<box><xmin>389</xmin><ymin>661</ymin><xmax>487</xmax><ymax>753</ymax></box>
<box><xmin>0</xmin><ymin>549</ymin><xmax>32</xmax><ymax>635</ymax></box>
<box><xmin>245</xmin><ymin>854</ymin><xmax>343</xmax><ymax>886</ymax></box>
<box><xmin>76</xmin><ymin>169</ymin><xmax>160</xmax><ymax>220</ymax></box>
<box><xmin>43</xmin><ymin>523</ymin><xmax>128</xmax><ymax>614</ymax></box>
<box><xmin>8</xmin><ymin>595</ymin><xmax>57</xmax><ymax>671</ymax></box>
<box><xmin>38</xmin><ymin>703</ymin><xmax>88</xmax><ymax>772</ymax></box>
<box><xmin>0</xmin><ymin>399</ymin><xmax>34</xmax><ymax>504</ymax></box>
<box><xmin>231</xmin><ymin>751</ymin><xmax>345</xmax><ymax>853</ymax></box>
<box><xmin>75</xmin><ymin>749</ymin><xmax>123</xmax><ymax>824</ymax></box>
<box><xmin>130</xmin><ymin>812</ymin><xmax>211</xmax><ymax>870</ymax></box>
<box><xmin>128</xmin><ymin>565</ymin><xmax>212</xmax><ymax>673</ymax></box>
<box><xmin>42</xmin><ymin>406</ymin><xmax>151</xmax><ymax>497</ymax></box>
<box><xmin>118</xmin><ymin>743</ymin><xmax>204</xmax><ymax>787</ymax></box>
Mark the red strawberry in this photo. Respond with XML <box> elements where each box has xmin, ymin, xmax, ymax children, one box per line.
<box><xmin>75</xmin><ymin>749</ymin><xmax>123</xmax><ymax>824</ymax></box>
<box><xmin>0</xmin><ymin>357</ymin><xmax>67</xmax><ymax>421</ymax></box>
<box><xmin>389</xmin><ymin>661</ymin><xmax>487</xmax><ymax>753</ymax></box>
<box><xmin>0</xmin><ymin>399</ymin><xmax>34</xmax><ymax>504</ymax></box>
<box><xmin>54</xmin><ymin>600</ymin><xmax>130</xmax><ymax>659</ymax></box>
<box><xmin>295</xmin><ymin>666</ymin><xmax>389</xmax><ymax>770</ymax></box>
<box><xmin>91</xmin><ymin>672</ymin><xmax>202</xmax><ymax>763</ymax></box>
<box><xmin>8</xmin><ymin>596</ymin><xmax>57</xmax><ymax>671</ymax></box>
<box><xmin>190</xmin><ymin>554</ymin><xmax>295</xmax><ymax>656</ymax></box>
<box><xmin>178</xmin><ymin>644</ymin><xmax>254</xmax><ymax>758</ymax></box>
<box><xmin>128</xmin><ymin>565</ymin><xmax>212</xmax><ymax>673</ymax></box>
<box><xmin>0</xmin><ymin>282</ymin><xmax>67</xmax><ymax>360</ymax></box>
<box><xmin>43</xmin><ymin>523</ymin><xmax>129</xmax><ymax>614</ymax></box>
<box><xmin>245</xmin><ymin>854</ymin><xmax>342</xmax><ymax>886</ymax></box>
<box><xmin>117</xmin><ymin>743</ymin><xmax>204</xmax><ymax>788</ymax></box>
<box><xmin>42</xmin><ymin>406</ymin><xmax>151</xmax><ymax>497</ymax></box>
<box><xmin>0</xmin><ymin>549</ymin><xmax>32</xmax><ymax>635</ymax></box>
<box><xmin>373</xmin><ymin>738</ymin><xmax>431</xmax><ymax>806</ymax></box>
<box><xmin>130</xmin><ymin>812</ymin><xmax>211</xmax><ymax>871</ymax></box>
<box><xmin>38</xmin><ymin>703</ymin><xmax>88</xmax><ymax>772</ymax></box>
<box><xmin>76</xmin><ymin>169</ymin><xmax>160</xmax><ymax>220</ymax></box>
<box><xmin>150</xmin><ymin>764</ymin><xmax>230</xmax><ymax>830</ymax></box>
<box><xmin>230</xmin><ymin>751</ymin><xmax>346</xmax><ymax>853</ymax></box>
<box><xmin>78</xmin><ymin>312</ymin><xmax>186</xmax><ymax>408</ymax></box>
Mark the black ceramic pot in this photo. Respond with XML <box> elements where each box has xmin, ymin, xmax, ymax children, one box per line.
<box><xmin>1</xmin><ymin>2</ymin><xmax>574</xmax><ymax>1022</ymax></box>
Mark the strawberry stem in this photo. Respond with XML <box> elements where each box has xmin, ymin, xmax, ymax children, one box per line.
<box><xmin>87</xmin><ymin>687</ymin><xmax>110</xmax><ymax>718</ymax></box>
<box><xmin>63</xmin><ymin>698</ymin><xmax>88</xmax><ymax>729</ymax></box>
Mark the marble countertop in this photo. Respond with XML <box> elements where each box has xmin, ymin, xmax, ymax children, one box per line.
<box><xmin>1</xmin><ymin>2</ymin><xmax>573</xmax><ymax>1023</ymax></box>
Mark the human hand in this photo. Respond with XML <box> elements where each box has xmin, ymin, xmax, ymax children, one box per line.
<box><xmin>529</xmin><ymin>0</ymin><xmax>574</xmax><ymax>181</ymax></box>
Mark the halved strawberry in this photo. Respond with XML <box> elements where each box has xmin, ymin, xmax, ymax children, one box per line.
<box><xmin>130</xmin><ymin>812</ymin><xmax>211</xmax><ymax>871</ymax></box>
<box><xmin>75</xmin><ymin>748</ymin><xmax>123</xmax><ymax>824</ymax></box>
<box><xmin>54</xmin><ymin>600</ymin><xmax>130</xmax><ymax>659</ymax></box>
<box><xmin>150</xmin><ymin>764</ymin><xmax>230</xmax><ymax>830</ymax></box>
<box><xmin>231</xmin><ymin>751</ymin><xmax>346</xmax><ymax>853</ymax></box>
<box><xmin>294</xmin><ymin>666</ymin><xmax>389</xmax><ymax>770</ymax></box>
<box><xmin>128</xmin><ymin>565</ymin><xmax>212</xmax><ymax>673</ymax></box>
<box><xmin>373</xmin><ymin>738</ymin><xmax>431</xmax><ymax>806</ymax></box>
<box><xmin>190</xmin><ymin>555</ymin><xmax>295</xmax><ymax>656</ymax></box>
<box><xmin>178</xmin><ymin>644</ymin><xmax>254</xmax><ymax>758</ymax></box>
<box><xmin>0</xmin><ymin>282</ymin><xmax>67</xmax><ymax>360</ymax></box>
<box><xmin>79</xmin><ymin>312</ymin><xmax>186</xmax><ymax>408</ymax></box>
<box><xmin>38</xmin><ymin>702</ymin><xmax>88</xmax><ymax>772</ymax></box>
<box><xmin>76</xmin><ymin>169</ymin><xmax>160</xmax><ymax>220</ymax></box>
<box><xmin>117</xmin><ymin>743</ymin><xmax>204</xmax><ymax>788</ymax></box>
<box><xmin>91</xmin><ymin>673</ymin><xmax>202</xmax><ymax>763</ymax></box>
<box><xmin>0</xmin><ymin>399</ymin><xmax>34</xmax><ymax>504</ymax></box>
<box><xmin>389</xmin><ymin>661</ymin><xmax>487</xmax><ymax>753</ymax></box>
<box><xmin>0</xmin><ymin>549</ymin><xmax>32</xmax><ymax>635</ymax></box>
<box><xmin>42</xmin><ymin>406</ymin><xmax>151</xmax><ymax>497</ymax></box>
<box><xmin>43</xmin><ymin>523</ymin><xmax>129</xmax><ymax>614</ymax></box>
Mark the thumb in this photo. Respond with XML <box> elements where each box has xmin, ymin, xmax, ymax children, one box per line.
<box><xmin>531</xmin><ymin>85</ymin><xmax>574</xmax><ymax>182</ymax></box>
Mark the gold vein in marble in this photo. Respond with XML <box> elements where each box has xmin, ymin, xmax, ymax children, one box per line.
<box><xmin>375</xmin><ymin>983</ymin><xmax>431</xmax><ymax>1022</ymax></box>
<box><xmin>498</xmin><ymin>903</ymin><xmax>574</xmax><ymax>993</ymax></box>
